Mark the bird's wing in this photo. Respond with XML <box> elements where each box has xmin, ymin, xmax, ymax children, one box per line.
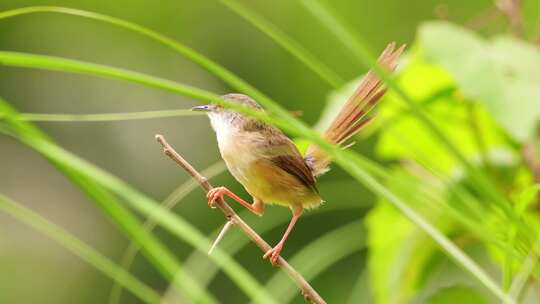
<box><xmin>259</xmin><ymin>132</ymin><xmax>318</xmax><ymax>193</ymax></box>
<box><xmin>270</xmin><ymin>153</ymin><xmax>318</xmax><ymax>193</ymax></box>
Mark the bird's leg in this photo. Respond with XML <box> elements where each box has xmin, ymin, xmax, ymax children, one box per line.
<box><xmin>263</xmin><ymin>205</ymin><xmax>303</xmax><ymax>265</ymax></box>
<box><xmin>207</xmin><ymin>186</ymin><xmax>265</xmax><ymax>216</ymax></box>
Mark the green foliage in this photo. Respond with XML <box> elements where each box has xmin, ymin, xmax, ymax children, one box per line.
<box><xmin>0</xmin><ymin>99</ymin><xmax>278</xmax><ymax>304</ymax></box>
<box><xmin>0</xmin><ymin>194</ymin><xmax>161</xmax><ymax>304</ymax></box>
<box><xmin>420</xmin><ymin>21</ymin><xmax>540</xmax><ymax>142</ymax></box>
<box><xmin>1</xmin><ymin>3</ymin><xmax>539</xmax><ymax>304</ymax></box>
<box><xmin>376</xmin><ymin>48</ymin><xmax>509</xmax><ymax>173</ymax></box>
<box><xmin>354</xmin><ymin>21</ymin><xmax>540</xmax><ymax>304</ymax></box>
<box><xmin>365</xmin><ymin>167</ymin><xmax>446</xmax><ymax>303</ymax></box>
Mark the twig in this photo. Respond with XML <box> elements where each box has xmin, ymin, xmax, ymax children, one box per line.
<box><xmin>522</xmin><ymin>143</ymin><xmax>540</xmax><ymax>206</ymax></box>
<box><xmin>155</xmin><ymin>134</ymin><xmax>327</xmax><ymax>304</ymax></box>
<box><xmin>497</xmin><ymin>0</ymin><xmax>523</xmax><ymax>36</ymax></box>
<box><xmin>523</xmin><ymin>143</ymin><xmax>540</xmax><ymax>183</ymax></box>
<box><xmin>208</xmin><ymin>220</ymin><xmax>234</xmax><ymax>255</ymax></box>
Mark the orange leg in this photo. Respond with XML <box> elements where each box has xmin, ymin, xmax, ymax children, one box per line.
<box><xmin>263</xmin><ymin>205</ymin><xmax>303</xmax><ymax>265</ymax></box>
<box><xmin>207</xmin><ymin>186</ymin><xmax>265</xmax><ymax>216</ymax></box>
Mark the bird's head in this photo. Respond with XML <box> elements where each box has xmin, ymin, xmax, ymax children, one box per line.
<box><xmin>191</xmin><ymin>93</ymin><xmax>265</xmax><ymax>133</ymax></box>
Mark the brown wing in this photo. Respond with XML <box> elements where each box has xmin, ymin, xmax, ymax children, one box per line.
<box><xmin>270</xmin><ymin>154</ymin><xmax>318</xmax><ymax>194</ymax></box>
<box><xmin>256</xmin><ymin>123</ymin><xmax>318</xmax><ymax>193</ymax></box>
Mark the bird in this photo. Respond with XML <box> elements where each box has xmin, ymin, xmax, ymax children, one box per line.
<box><xmin>192</xmin><ymin>42</ymin><xmax>404</xmax><ymax>265</ymax></box>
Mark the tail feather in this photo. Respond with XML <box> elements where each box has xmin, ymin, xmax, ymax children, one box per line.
<box><xmin>305</xmin><ymin>42</ymin><xmax>405</xmax><ymax>177</ymax></box>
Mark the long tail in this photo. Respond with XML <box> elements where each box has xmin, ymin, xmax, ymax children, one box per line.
<box><xmin>304</xmin><ymin>42</ymin><xmax>405</xmax><ymax>177</ymax></box>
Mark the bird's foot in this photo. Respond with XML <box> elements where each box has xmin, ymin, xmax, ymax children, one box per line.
<box><xmin>207</xmin><ymin>186</ymin><xmax>228</xmax><ymax>208</ymax></box>
<box><xmin>263</xmin><ymin>243</ymin><xmax>284</xmax><ymax>266</ymax></box>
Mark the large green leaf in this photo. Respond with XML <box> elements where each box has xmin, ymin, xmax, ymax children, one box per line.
<box><xmin>376</xmin><ymin>47</ymin><xmax>510</xmax><ymax>174</ymax></box>
<box><xmin>420</xmin><ymin>21</ymin><xmax>540</xmax><ymax>142</ymax></box>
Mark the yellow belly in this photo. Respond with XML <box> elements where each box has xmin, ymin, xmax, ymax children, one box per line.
<box><xmin>219</xmin><ymin>133</ymin><xmax>322</xmax><ymax>209</ymax></box>
<box><xmin>244</xmin><ymin>159</ymin><xmax>322</xmax><ymax>209</ymax></box>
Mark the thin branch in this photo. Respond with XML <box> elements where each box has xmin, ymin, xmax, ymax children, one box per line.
<box><xmin>523</xmin><ymin>143</ymin><xmax>540</xmax><ymax>183</ymax></box>
<box><xmin>497</xmin><ymin>0</ymin><xmax>523</xmax><ymax>36</ymax></box>
<box><xmin>155</xmin><ymin>134</ymin><xmax>326</xmax><ymax>304</ymax></box>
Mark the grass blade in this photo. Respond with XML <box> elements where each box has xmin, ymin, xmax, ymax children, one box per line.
<box><xmin>217</xmin><ymin>0</ymin><xmax>343</xmax><ymax>88</ymax></box>
<box><xmin>0</xmin><ymin>106</ymin><xmax>217</xmax><ymax>303</ymax></box>
<box><xmin>164</xmin><ymin>195</ymin><xmax>361</xmax><ymax>302</ymax></box>
<box><xmin>340</xmin><ymin>151</ymin><xmax>514</xmax><ymax>303</ymax></box>
<box><xmin>109</xmin><ymin>161</ymin><xmax>227</xmax><ymax>304</ymax></box>
<box><xmin>0</xmin><ymin>194</ymin><xmax>161</xmax><ymax>304</ymax></box>
<box><xmin>508</xmin><ymin>238</ymin><xmax>540</xmax><ymax>301</ymax></box>
<box><xmin>0</xmin><ymin>6</ymin><xmax>277</xmax><ymax>112</ymax></box>
<box><xmin>13</xmin><ymin>109</ymin><xmax>201</xmax><ymax>122</ymax></box>
<box><xmin>346</xmin><ymin>269</ymin><xmax>372</xmax><ymax>304</ymax></box>
<box><xmin>260</xmin><ymin>221</ymin><xmax>364</xmax><ymax>303</ymax></box>
<box><xmin>0</xmin><ymin>98</ymin><xmax>278</xmax><ymax>304</ymax></box>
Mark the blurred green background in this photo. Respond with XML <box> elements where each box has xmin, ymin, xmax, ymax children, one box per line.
<box><xmin>1</xmin><ymin>0</ymin><xmax>539</xmax><ymax>303</ymax></box>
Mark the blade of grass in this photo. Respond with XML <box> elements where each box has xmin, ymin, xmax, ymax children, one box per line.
<box><xmin>508</xmin><ymin>237</ymin><xmax>540</xmax><ymax>301</ymax></box>
<box><xmin>0</xmin><ymin>6</ymin><xmax>337</xmax><ymax>145</ymax></box>
<box><xmin>0</xmin><ymin>52</ymin><xmax>514</xmax><ymax>302</ymax></box>
<box><xmin>0</xmin><ymin>6</ymin><xmax>260</xmax><ymax>95</ymax></box>
<box><xmin>0</xmin><ymin>98</ymin><xmax>279</xmax><ymax>304</ymax></box>
<box><xmin>0</xmin><ymin>194</ymin><xmax>161</xmax><ymax>304</ymax></box>
<box><xmin>297</xmin><ymin>0</ymin><xmax>521</xmax><ymax>227</ymax></box>
<box><xmin>259</xmin><ymin>221</ymin><xmax>364</xmax><ymax>304</ymax></box>
<box><xmin>296</xmin><ymin>0</ymin><xmax>368</xmax><ymax>67</ymax></box>
<box><xmin>217</xmin><ymin>0</ymin><xmax>343</xmax><ymax>88</ymax></box>
<box><xmin>346</xmin><ymin>269</ymin><xmax>372</xmax><ymax>304</ymax></box>
<box><xmin>10</xmin><ymin>109</ymin><xmax>201</xmax><ymax>122</ymax></box>
<box><xmin>0</xmin><ymin>5</ymin><xmax>291</xmax><ymax>113</ymax></box>
<box><xmin>109</xmin><ymin>160</ymin><xmax>227</xmax><ymax>304</ymax></box>
<box><xmin>0</xmin><ymin>112</ymin><xmax>217</xmax><ymax>303</ymax></box>
<box><xmin>0</xmin><ymin>6</ymin><xmax>338</xmax><ymax>128</ymax></box>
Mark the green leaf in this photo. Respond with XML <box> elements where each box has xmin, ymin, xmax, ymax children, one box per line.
<box><xmin>376</xmin><ymin>47</ymin><xmax>510</xmax><ymax>174</ymax></box>
<box><xmin>420</xmin><ymin>21</ymin><xmax>540</xmax><ymax>142</ymax></box>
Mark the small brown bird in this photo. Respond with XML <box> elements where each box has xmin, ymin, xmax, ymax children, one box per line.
<box><xmin>192</xmin><ymin>43</ymin><xmax>404</xmax><ymax>264</ymax></box>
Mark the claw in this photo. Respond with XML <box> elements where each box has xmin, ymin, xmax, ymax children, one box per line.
<box><xmin>207</xmin><ymin>187</ymin><xmax>226</xmax><ymax>209</ymax></box>
<box><xmin>263</xmin><ymin>243</ymin><xmax>283</xmax><ymax>266</ymax></box>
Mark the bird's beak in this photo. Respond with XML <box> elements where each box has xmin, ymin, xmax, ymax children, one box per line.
<box><xmin>191</xmin><ymin>104</ymin><xmax>214</xmax><ymax>112</ymax></box>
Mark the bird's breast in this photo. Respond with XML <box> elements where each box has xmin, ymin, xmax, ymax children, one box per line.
<box><xmin>216</xmin><ymin>129</ymin><xmax>261</xmax><ymax>185</ymax></box>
